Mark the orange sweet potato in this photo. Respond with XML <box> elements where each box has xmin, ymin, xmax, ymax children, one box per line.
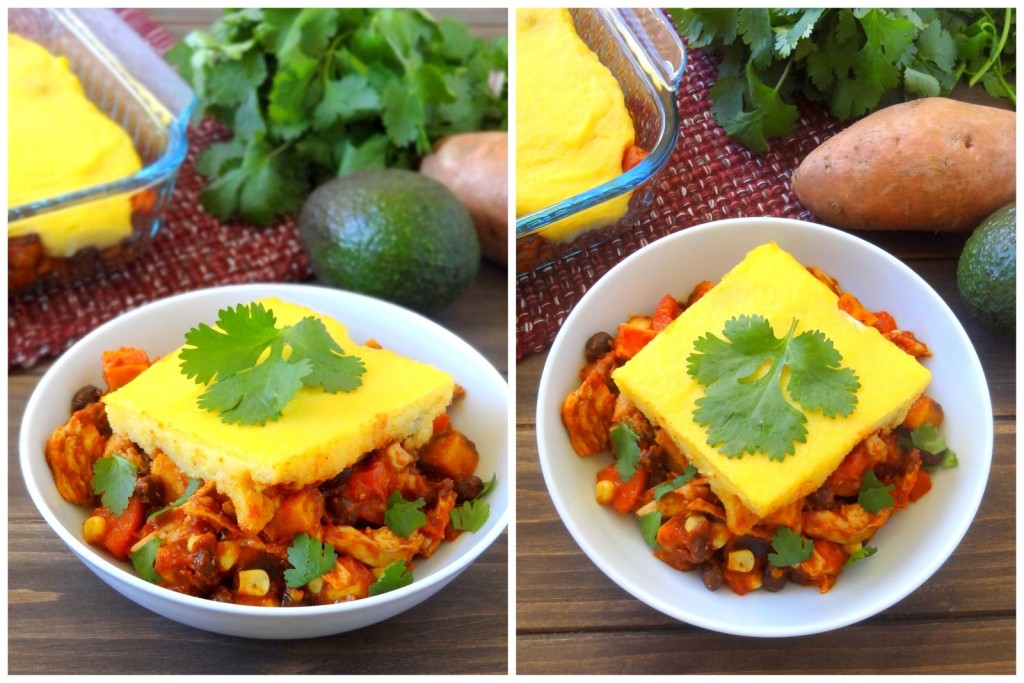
<box><xmin>792</xmin><ymin>97</ymin><xmax>1015</xmax><ymax>232</ymax></box>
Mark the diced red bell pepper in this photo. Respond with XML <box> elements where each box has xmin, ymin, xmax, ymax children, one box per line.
<box><xmin>614</xmin><ymin>320</ymin><xmax>656</xmax><ymax>360</ymax></box>
<box><xmin>597</xmin><ymin>463</ymin><xmax>650</xmax><ymax>514</ymax></box>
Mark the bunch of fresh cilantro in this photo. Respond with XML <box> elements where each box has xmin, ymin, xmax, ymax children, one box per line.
<box><xmin>168</xmin><ymin>8</ymin><xmax>508</xmax><ymax>224</ymax></box>
<box><xmin>667</xmin><ymin>8</ymin><xmax>1016</xmax><ymax>152</ymax></box>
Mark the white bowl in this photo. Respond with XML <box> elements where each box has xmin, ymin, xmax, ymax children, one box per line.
<box><xmin>19</xmin><ymin>283</ymin><xmax>509</xmax><ymax>639</ymax></box>
<box><xmin>536</xmin><ymin>218</ymin><xmax>992</xmax><ymax>637</ymax></box>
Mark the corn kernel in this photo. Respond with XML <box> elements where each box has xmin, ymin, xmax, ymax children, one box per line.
<box><xmin>595</xmin><ymin>480</ymin><xmax>616</xmax><ymax>505</ymax></box>
<box><xmin>83</xmin><ymin>516</ymin><xmax>107</xmax><ymax>545</ymax></box>
<box><xmin>237</xmin><ymin>569</ymin><xmax>270</xmax><ymax>597</ymax></box>
<box><xmin>727</xmin><ymin>549</ymin><xmax>756</xmax><ymax>573</ymax></box>
<box><xmin>710</xmin><ymin>522</ymin><xmax>729</xmax><ymax>550</ymax></box>
<box><xmin>684</xmin><ymin>514</ymin><xmax>707</xmax><ymax>533</ymax></box>
<box><xmin>217</xmin><ymin>540</ymin><xmax>240</xmax><ymax>571</ymax></box>
<box><xmin>307</xmin><ymin>577</ymin><xmax>324</xmax><ymax>594</ymax></box>
<box><xmin>186</xmin><ymin>534</ymin><xmax>203</xmax><ymax>553</ymax></box>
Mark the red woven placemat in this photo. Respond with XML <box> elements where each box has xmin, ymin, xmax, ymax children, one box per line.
<box><xmin>8</xmin><ymin>9</ymin><xmax>312</xmax><ymax>370</ymax></box>
<box><xmin>515</xmin><ymin>45</ymin><xmax>848</xmax><ymax>360</ymax></box>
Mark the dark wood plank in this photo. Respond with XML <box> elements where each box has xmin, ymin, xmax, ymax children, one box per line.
<box><xmin>516</xmin><ymin>616</ymin><xmax>1015</xmax><ymax>675</ymax></box>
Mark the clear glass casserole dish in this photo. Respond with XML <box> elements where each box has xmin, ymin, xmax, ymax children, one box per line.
<box><xmin>8</xmin><ymin>8</ymin><xmax>194</xmax><ymax>292</ymax></box>
<box><xmin>515</xmin><ymin>8</ymin><xmax>685</xmax><ymax>274</ymax></box>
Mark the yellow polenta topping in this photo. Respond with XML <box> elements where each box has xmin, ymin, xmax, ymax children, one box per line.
<box><xmin>8</xmin><ymin>34</ymin><xmax>142</xmax><ymax>257</ymax></box>
<box><xmin>613</xmin><ymin>243</ymin><xmax>931</xmax><ymax>520</ymax></box>
<box><xmin>516</xmin><ymin>8</ymin><xmax>634</xmax><ymax>240</ymax></box>
<box><xmin>102</xmin><ymin>298</ymin><xmax>455</xmax><ymax>534</ymax></box>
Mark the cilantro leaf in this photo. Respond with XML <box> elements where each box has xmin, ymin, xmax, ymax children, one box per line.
<box><xmin>478</xmin><ymin>472</ymin><xmax>498</xmax><ymax>498</ymax></box>
<box><xmin>450</xmin><ymin>498</ymin><xmax>490</xmax><ymax>533</ymax></box>
<box><xmin>688</xmin><ymin>315</ymin><xmax>859</xmax><ymax>461</ymax></box>
<box><xmin>384</xmin><ymin>491</ymin><xmax>427</xmax><ymax>538</ymax></box>
<box><xmin>610</xmin><ymin>422</ymin><xmax>642</xmax><ymax>481</ymax></box>
<box><xmin>178</xmin><ymin>302</ymin><xmax>364</xmax><ymax>425</ymax></box>
<box><xmin>282</xmin><ymin>317</ymin><xmax>366</xmax><ymax>392</ymax></box>
<box><xmin>638</xmin><ymin>510</ymin><xmax>663</xmax><ymax>550</ymax></box>
<box><xmin>903</xmin><ymin>423</ymin><xmax>959</xmax><ymax>469</ymax></box>
<box><xmin>845</xmin><ymin>545</ymin><xmax>878</xmax><ymax>565</ymax></box>
<box><xmin>180</xmin><ymin>302</ymin><xmax>281</xmax><ymax>384</ymax></box>
<box><xmin>653</xmin><ymin>466</ymin><xmax>699</xmax><ymax>501</ymax></box>
<box><xmin>368</xmin><ymin>560</ymin><xmax>414</xmax><ymax>596</ymax></box>
<box><xmin>284</xmin><ymin>532</ymin><xmax>338</xmax><ymax>588</ymax></box>
<box><xmin>131</xmin><ymin>537</ymin><xmax>163</xmax><ymax>583</ymax></box>
<box><xmin>92</xmin><ymin>455</ymin><xmax>138</xmax><ymax>516</ymax></box>
<box><xmin>768</xmin><ymin>527</ymin><xmax>814</xmax><ymax>567</ymax></box>
<box><xmin>858</xmin><ymin>469</ymin><xmax>896</xmax><ymax>514</ymax></box>
<box><xmin>147</xmin><ymin>478</ymin><xmax>202</xmax><ymax>521</ymax></box>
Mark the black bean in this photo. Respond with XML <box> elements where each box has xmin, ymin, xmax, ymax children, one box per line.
<box><xmin>700</xmin><ymin>561</ymin><xmax>724</xmax><ymax>591</ymax></box>
<box><xmin>762</xmin><ymin>565</ymin><xmax>788</xmax><ymax>592</ymax></box>
<box><xmin>454</xmin><ymin>475</ymin><xmax>484</xmax><ymax>502</ymax></box>
<box><xmin>71</xmin><ymin>384</ymin><xmax>103</xmax><ymax>413</ymax></box>
<box><xmin>133</xmin><ymin>475</ymin><xmax>165</xmax><ymax>507</ymax></box>
<box><xmin>583</xmin><ymin>331</ymin><xmax>614</xmax><ymax>363</ymax></box>
<box><xmin>806</xmin><ymin>484</ymin><xmax>835</xmax><ymax>509</ymax></box>
<box><xmin>731</xmin><ymin>534</ymin><xmax>769</xmax><ymax>560</ymax></box>
<box><xmin>918</xmin><ymin>448</ymin><xmax>945</xmax><ymax>468</ymax></box>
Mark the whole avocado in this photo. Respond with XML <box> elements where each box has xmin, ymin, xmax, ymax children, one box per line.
<box><xmin>956</xmin><ymin>202</ymin><xmax>1015</xmax><ymax>339</ymax></box>
<box><xmin>298</xmin><ymin>169</ymin><xmax>481</xmax><ymax>314</ymax></box>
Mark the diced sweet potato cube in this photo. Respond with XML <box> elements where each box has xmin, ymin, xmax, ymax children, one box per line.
<box><xmin>902</xmin><ymin>395</ymin><xmax>944</xmax><ymax>429</ymax></box>
<box><xmin>419</xmin><ymin>430</ymin><xmax>480</xmax><ymax>480</ymax></box>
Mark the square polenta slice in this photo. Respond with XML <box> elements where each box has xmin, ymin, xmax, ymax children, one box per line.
<box><xmin>612</xmin><ymin>242</ymin><xmax>931</xmax><ymax>520</ymax></box>
<box><xmin>102</xmin><ymin>297</ymin><xmax>454</xmax><ymax>534</ymax></box>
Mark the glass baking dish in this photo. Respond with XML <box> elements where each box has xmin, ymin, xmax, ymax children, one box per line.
<box><xmin>8</xmin><ymin>8</ymin><xmax>194</xmax><ymax>292</ymax></box>
<box><xmin>515</xmin><ymin>8</ymin><xmax>686</xmax><ymax>274</ymax></box>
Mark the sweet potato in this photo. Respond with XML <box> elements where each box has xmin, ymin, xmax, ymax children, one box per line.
<box><xmin>420</xmin><ymin>131</ymin><xmax>508</xmax><ymax>265</ymax></box>
<box><xmin>792</xmin><ymin>97</ymin><xmax>1015</xmax><ymax>232</ymax></box>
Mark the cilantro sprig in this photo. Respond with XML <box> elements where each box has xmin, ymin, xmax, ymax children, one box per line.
<box><xmin>768</xmin><ymin>527</ymin><xmax>814</xmax><ymax>568</ymax></box>
<box><xmin>384</xmin><ymin>491</ymin><xmax>427</xmax><ymax>538</ymax></box>
<box><xmin>687</xmin><ymin>315</ymin><xmax>859</xmax><ymax>461</ymax></box>
<box><xmin>858</xmin><ymin>470</ymin><xmax>896</xmax><ymax>514</ymax></box>
<box><xmin>147</xmin><ymin>478</ymin><xmax>202</xmax><ymax>521</ymax></box>
<box><xmin>668</xmin><ymin>9</ymin><xmax>1016</xmax><ymax>152</ymax></box>
<box><xmin>92</xmin><ymin>454</ymin><xmax>138</xmax><ymax>516</ymax></box>
<box><xmin>610</xmin><ymin>423</ymin><xmax>643</xmax><ymax>481</ymax></box>
<box><xmin>131</xmin><ymin>537</ymin><xmax>163</xmax><ymax>583</ymax></box>
<box><xmin>901</xmin><ymin>423</ymin><xmax>960</xmax><ymax>469</ymax></box>
<box><xmin>284</xmin><ymin>533</ymin><xmax>338</xmax><ymax>588</ymax></box>
<box><xmin>449</xmin><ymin>473</ymin><xmax>497</xmax><ymax>533</ymax></box>
<box><xmin>178</xmin><ymin>302</ymin><xmax>365</xmax><ymax>425</ymax></box>
<box><xmin>368</xmin><ymin>560</ymin><xmax>414</xmax><ymax>596</ymax></box>
<box><xmin>167</xmin><ymin>8</ymin><xmax>508</xmax><ymax>225</ymax></box>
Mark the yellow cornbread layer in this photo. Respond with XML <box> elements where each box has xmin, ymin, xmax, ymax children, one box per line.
<box><xmin>8</xmin><ymin>34</ymin><xmax>142</xmax><ymax>256</ymax></box>
<box><xmin>516</xmin><ymin>8</ymin><xmax>633</xmax><ymax>239</ymax></box>
<box><xmin>612</xmin><ymin>243</ymin><xmax>932</xmax><ymax>519</ymax></box>
<box><xmin>103</xmin><ymin>298</ymin><xmax>454</xmax><ymax>523</ymax></box>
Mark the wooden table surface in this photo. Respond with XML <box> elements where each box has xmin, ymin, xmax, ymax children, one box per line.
<box><xmin>515</xmin><ymin>229</ymin><xmax>1016</xmax><ymax>674</ymax></box>
<box><xmin>8</xmin><ymin>9</ymin><xmax>509</xmax><ymax>676</ymax></box>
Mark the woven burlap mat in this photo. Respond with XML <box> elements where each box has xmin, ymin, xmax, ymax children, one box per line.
<box><xmin>515</xmin><ymin>44</ymin><xmax>848</xmax><ymax>360</ymax></box>
<box><xmin>8</xmin><ymin>9</ymin><xmax>312</xmax><ymax>370</ymax></box>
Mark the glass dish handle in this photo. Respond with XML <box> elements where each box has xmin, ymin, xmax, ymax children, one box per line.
<box><xmin>612</xmin><ymin>8</ymin><xmax>687</xmax><ymax>92</ymax></box>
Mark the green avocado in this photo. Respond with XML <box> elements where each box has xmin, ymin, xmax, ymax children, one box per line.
<box><xmin>956</xmin><ymin>202</ymin><xmax>1015</xmax><ymax>339</ymax></box>
<box><xmin>298</xmin><ymin>169</ymin><xmax>480</xmax><ymax>314</ymax></box>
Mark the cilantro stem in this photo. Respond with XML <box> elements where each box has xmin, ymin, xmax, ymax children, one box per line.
<box><xmin>968</xmin><ymin>8</ymin><xmax>1013</xmax><ymax>90</ymax></box>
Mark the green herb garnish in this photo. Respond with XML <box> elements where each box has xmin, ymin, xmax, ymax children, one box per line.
<box><xmin>131</xmin><ymin>537</ymin><xmax>163</xmax><ymax>583</ymax></box>
<box><xmin>92</xmin><ymin>454</ymin><xmax>138</xmax><ymax>516</ymax></box>
<box><xmin>845</xmin><ymin>545</ymin><xmax>878</xmax><ymax>565</ymax></box>
<box><xmin>368</xmin><ymin>560</ymin><xmax>414</xmax><ymax>596</ymax></box>
<box><xmin>768</xmin><ymin>527</ymin><xmax>815</xmax><ymax>568</ymax></box>
<box><xmin>167</xmin><ymin>8</ymin><xmax>508</xmax><ymax>225</ymax></box>
<box><xmin>653</xmin><ymin>466</ymin><xmax>699</xmax><ymax>501</ymax></box>
<box><xmin>902</xmin><ymin>423</ymin><xmax>960</xmax><ymax>469</ymax></box>
<box><xmin>450</xmin><ymin>498</ymin><xmax>490</xmax><ymax>533</ymax></box>
<box><xmin>284</xmin><ymin>532</ymin><xmax>338</xmax><ymax>588</ymax></box>
<box><xmin>147</xmin><ymin>478</ymin><xmax>202</xmax><ymax>521</ymax></box>
<box><xmin>610</xmin><ymin>422</ymin><xmax>643</xmax><ymax>481</ymax></box>
<box><xmin>687</xmin><ymin>315</ymin><xmax>860</xmax><ymax>461</ymax></box>
<box><xmin>178</xmin><ymin>302</ymin><xmax>365</xmax><ymax>425</ymax></box>
<box><xmin>384</xmin><ymin>491</ymin><xmax>427</xmax><ymax>538</ymax></box>
<box><xmin>638</xmin><ymin>511</ymin><xmax>663</xmax><ymax>550</ymax></box>
<box><xmin>668</xmin><ymin>9</ymin><xmax>1016</xmax><ymax>152</ymax></box>
<box><xmin>858</xmin><ymin>470</ymin><xmax>896</xmax><ymax>514</ymax></box>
